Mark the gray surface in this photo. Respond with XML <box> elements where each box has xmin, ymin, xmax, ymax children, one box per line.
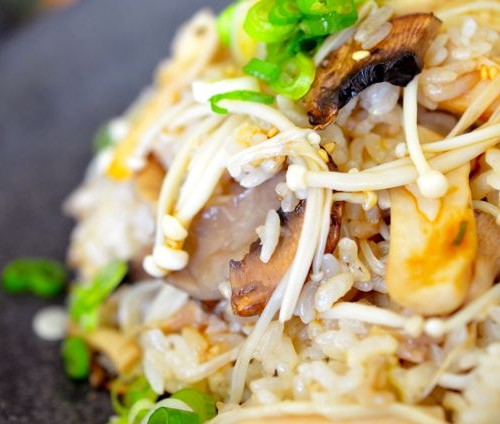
<box><xmin>0</xmin><ymin>0</ymin><xmax>226</xmax><ymax>422</ymax></box>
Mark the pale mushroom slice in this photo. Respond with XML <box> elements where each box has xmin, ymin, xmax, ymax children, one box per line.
<box><xmin>467</xmin><ymin>211</ymin><xmax>500</xmax><ymax>301</ymax></box>
<box><xmin>387</xmin><ymin>164</ymin><xmax>477</xmax><ymax>316</ymax></box>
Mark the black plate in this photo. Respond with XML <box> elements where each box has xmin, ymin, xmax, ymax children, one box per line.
<box><xmin>0</xmin><ymin>0</ymin><xmax>226</xmax><ymax>422</ymax></box>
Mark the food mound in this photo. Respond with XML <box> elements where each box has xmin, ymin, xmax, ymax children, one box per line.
<box><xmin>61</xmin><ymin>0</ymin><xmax>500</xmax><ymax>422</ymax></box>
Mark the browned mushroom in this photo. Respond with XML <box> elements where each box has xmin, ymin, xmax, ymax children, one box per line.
<box><xmin>467</xmin><ymin>211</ymin><xmax>500</xmax><ymax>301</ymax></box>
<box><xmin>230</xmin><ymin>201</ymin><xmax>343</xmax><ymax>317</ymax></box>
<box><xmin>135</xmin><ymin>155</ymin><xmax>166</xmax><ymax>202</ymax></box>
<box><xmin>306</xmin><ymin>13</ymin><xmax>442</xmax><ymax>129</ymax></box>
<box><xmin>167</xmin><ymin>174</ymin><xmax>283</xmax><ymax>300</ymax></box>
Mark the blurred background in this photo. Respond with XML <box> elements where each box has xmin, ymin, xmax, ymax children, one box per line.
<box><xmin>0</xmin><ymin>0</ymin><xmax>225</xmax><ymax>422</ymax></box>
<box><xmin>0</xmin><ymin>0</ymin><xmax>76</xmax><ymax>37</ymax></box>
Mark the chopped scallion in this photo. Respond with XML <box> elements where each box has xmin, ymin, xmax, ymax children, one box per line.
<box><xmin>93</xmin><ymin>123</ymin><xmax>113</xmax><ymax>154</ymax></box>
<box><xmin>300</xmin><ymin>8</ymin><xmax>357</xmax><ymax>36</ymax></box>
<box><xmin>62</xmin><ymin>337</ymin><xmax>90</xmax><ymax>380</ymax></box>
<box><xmin>209</xmin><ymin>90</ymin><xmax>275</xmax><ymax>114</ymax></box>
<box><xmin>147</xmin><ymin>407</ymin><xmax>199</xmax><ymax>424</ymax></box>
<box><xmin>69</xmin><ymin>260</ymin><xmax>127</xmax><ymax>331</ymax></box>
<box><xmin>1</xmin><ymin>258</ymin><xmax>66</xmax><ymax>298</ymax></box>
<box><xmin>244</xmin><ymin>0</ymin><xmax>296</xmax><ymax>43</ymax></box>
<box><xmin>453</xmin><ymin>221</ymin><xmax>468</xmax><ymax>246</ymax></box>
<box><xmin>171</xmin><ymin>388</ymin><xmax>216</xmax><ymax>423</ymax></box>
<box><xmin>296</xmin><ymin>0</ymin><xmax>349</xmax><ymax>16</ymax></box>
<box><xmin>270</xmin><ymin>52</ymin><xmax>316</xmax><ymax>99</ymax></box>
<box><xmin>269</xmin><ymin>0</ymin><xmax>302</xmax><ymax>25</ymax></box>
<box><xmin>243</xmin><ymin>58</ymin><xmax>281</xmax><ymax>82</ymax></box>
<box><xmin>216</xmin><ymin>2</ymin><xmax>238</xmax><ymax>47</ymax></box>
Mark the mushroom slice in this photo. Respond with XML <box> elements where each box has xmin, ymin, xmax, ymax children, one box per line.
<box><xmin>135</xmin><ymin>155</ymin><xmax>166</xmax><ymax>202</ymax></box>
<box><xmin>306</xmin><ymin>13</ymin><xmax>441</xmax><ymax>129</ymax></box>
<box><xmin>467</xmin><ymin>211</ymin><xmax>500</xmax><ymax>301</ymax></box>
<box><xmin>387</xmin><ymin>164</ymin><xmax>477</xmax><ymax>316</ymax></box>
<box><xmin>167</xmin><ymin>175</ymin><xmax>282</xmax><ymax>300</ymax></box>
<box><xmin>230</xmin><ymin>201</ymin><xmax>343</xmax><ymax>317</ymax></box>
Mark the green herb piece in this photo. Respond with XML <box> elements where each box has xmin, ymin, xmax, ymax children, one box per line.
<box><xmin>171</xmin><ymin>389</ymin><xmax>216</xmax><ymax>423</ymax></box>
<box><xmin>269</xmin><ymin>0</ymin><xmax>303</xmax><ymax>25</ymax></box>
<box><xmin>285</xmin><ymin>32</ymin><xmax>323</xmax><ymax>55</ymax></box>
<box><xmin>270</xmin><ymin>52</ymin><xmax>316</xmax><ymax>99</ymax></box>
<box><xmin>147</xmin><ymin>407</ymin><xmax>199</xmax><ymax>424</ymax></box>
<box><xmin>243</xmin><ymin>58</ymin><xmax>281</xmax><ymax>82</ymax></box>
<box><xmin>69</xmin><ymin>260</ymin><xmax>127</xmax><ymax>331</ymax></box>
<box><xmin>123</xmin><ymin>377</ymin><xmax>158</xmax><ymax>410</ymax></box>
<box><xmin>300</xmin><ymin>8</ymin><xmax>357</xmax><ymax>36</ymax></box>
<box><xmin>62</xmin><ymin>337</ymin><xmax>91</xmax><ymax>380</ymax></box>
<box><xmin>244</xmin><ymin>0</ymin><xmax>296</xmax><ymax>43</ymax></box>
<box><xmin>2</xmin><ymin>258</ymin><xmax>66</xmax><ymax>297</ymax></box>
<box><xmin>296</xmin><ymin>0</ymin><xmax>349</xmax><ymax>16</ymax></box>
<box><xmin>93</xmin><ymin>123</ymin><xmax>114</xmax><ymax>154</ymax></box>
<box><xmin>452</xmin><ymin>221</ymin><xmax>468</xmax><ymax>246</ymax></box>
<box><xmin>209</xmin><ymin>90</ymin><xmax>275</xmax><ymax>114</ymax></box>
<box><xmin>216</xmin><ymin>2</ymin><xmax>238</xmax><ymax>46</ymax></box>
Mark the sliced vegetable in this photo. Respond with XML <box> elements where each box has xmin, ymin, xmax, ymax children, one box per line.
<box><xmin>387</xmin><ymin>164</ymin><xmax>477</xmax><ymax>315</ymax></box>
<box><xmin>209</xmin><ymin>90</ymin><xmax>275</xmax><ymax>114</ymax></box>
<box><xmin>62</xmin><ymin>337</ymin><xmax>91</xmax><ymax>380</ymax></box>
<box><xmin>93</xmin><ymin>123</ymin><xmax>113</xmax><ymax>154</ymax></box>
<box><xmin>297</xmin><ymin>0</ymin><xmax>351</xmax><ymax>16</ymax></box>
<box><xmin>171</xmin><ymin>389</ymin><xmax>216</xmax><ymax>423</ymax></box>
<box><xmin>147</xmin><ymin>407</ymin><xmax>199</xmax><ymax>424</ymax></box>
<box><xmin>452</xmin><ymin>221</ymin><xmax>468</xmax><ymax>246</ymax></box>
<box><xmin>216</xmin><ymin>2</ymin><xmax>238</xmax><ymax>46</ymax></box>
<box><xmin>219</xmin><ymin>0</ymin><xmax>358</xmax><ymax>101</ymax></box>
<box><xmin>124</xmin><ymin>377</ymin><xmax>158</xmax><ymax>409</ymax></box>
<box><xmin>269</xmin><ymin>0</ymin><xmax>302</xmax><ymax>24</ymax></box>
<box><xmin>243</xmin><ymin>58</ymin><xmax>281</xmax><ymax>82</ymax></box>
<box><xmin>69</xmin><ymin>260</ymin><xmax>127</xmax><ymax>331</ymax></box>
<box><xmin>1</xmin><ymin>258</ymin><xmax>66</xmax><ymax>297</ymax></box>
<box><xmin>111</xmin><ymin>376</ymin><xmax>158</xmax><ymax>418</ymax></box>
<box><xmin>270</xmin><ymin>53</ymin><xmax>316</xmax><ymax>99</ymax></box>
<box><xmin>306</xmin><ymin>13</ymin><xmax>442</xmax><ymax>128</ymax></box>
<box><xmin>284</xmin><ymin>32</ymin><xmax>323</xmax><ymax>56</ymax></box>
<box><xmin>244</xmin><ymin>0</ymin><xmax>296</xmax><ymax>43</ymax></box>
<box><xmin>300</xmin><ymin>9</ymin><xmax>357</xmax><ymax>36</ymax></box>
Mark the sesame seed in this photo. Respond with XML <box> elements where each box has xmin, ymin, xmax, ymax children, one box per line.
<box><xmin>352</xmin><ymin>50</ymin><xmax>370</xmax><ymax>62</ymax></box>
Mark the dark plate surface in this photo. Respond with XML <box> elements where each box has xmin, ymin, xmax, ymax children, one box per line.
<box><xmin>0</xmin><ymin>0</ymin><xmax>225</xmax><ymax>422</ymax></box>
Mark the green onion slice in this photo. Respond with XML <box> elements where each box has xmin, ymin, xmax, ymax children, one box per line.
<box><xmin>453</xmin><ymin>221</ymin><xmax>469</xmax><ymax>246</ymax></box>
<box><xmin>2</xmin><ymin>258</ymin><xmax>66</xmax><ymax>297</ymax></box>
<box><xmin>216</xmin><ymin>2</ymin><xmax>238</xmax><ymax>47</ymax></box>
<box><xmin>243</xmin><ymin>58</ymin><xmax>281</xmax><ymax>82</ymax></box>
<box><xmin>269</xmin><ymin>0</ymin><xmax>303</xmax><ymax>25</ymax></box>
<box><xmin>69</xmin><ymin>260</ymin><xmax>127</xmax><ymax>331</ymax></box>
<box><xmin>209</xmin><ymin>90</ymin><xmax>275</xmax><ymax>114</ymax></box>
<box><xmin>93</xmin><ymin>123</ymin><xmax>114</xmax><ymax>154</ymax></box>
<box><xmin>244</xmin><ymin>0</ymin><xmax>296</xmax><ymax>43</ymax></box>
<box><xmin>147</xmin><ymin>407</ymin><xmax>200</xmax><ymax>424</ymax></box>
<box><xmin>62</xmin><ymin>337</ymin><xmax>91</xmax><ymax>380</ymax></box>
<box><xmin>111</xmin><ymin>376</ymin><xmax>157</xmax><ymax>414</ymax></box>
<box><xmin>300</xmin><ymin>8</ymin><xmax>357</xmax><ymax>36</ymax></box>
<box><xmin>171</xmin><ymin>389</ymin><xmax>216</xmax><ymax>423</ymax></box>
<box><xmin>296</xmin><ymin>0</ymin><xmax>351</xmax><ymax>16</ymax></box>
<box><xmin>270</xmin><ymin>53</ymin><xmax>316</xmax><ymax>99</ymax></box>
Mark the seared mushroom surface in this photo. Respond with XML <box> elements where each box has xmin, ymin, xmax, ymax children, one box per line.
<box><xmin>306</xmin><ymin>13</ymin><xmax>441</xmax><ymax>128</ymax></box>
<box><xmin>167</xmin><ymin>175</ymin><xmax>282</xmax><ymax>300</ymax></box>
<box><xmin>230</xmin><ymin>201</ymin><xmax>343</xmax><ymax>317</ymax></box>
